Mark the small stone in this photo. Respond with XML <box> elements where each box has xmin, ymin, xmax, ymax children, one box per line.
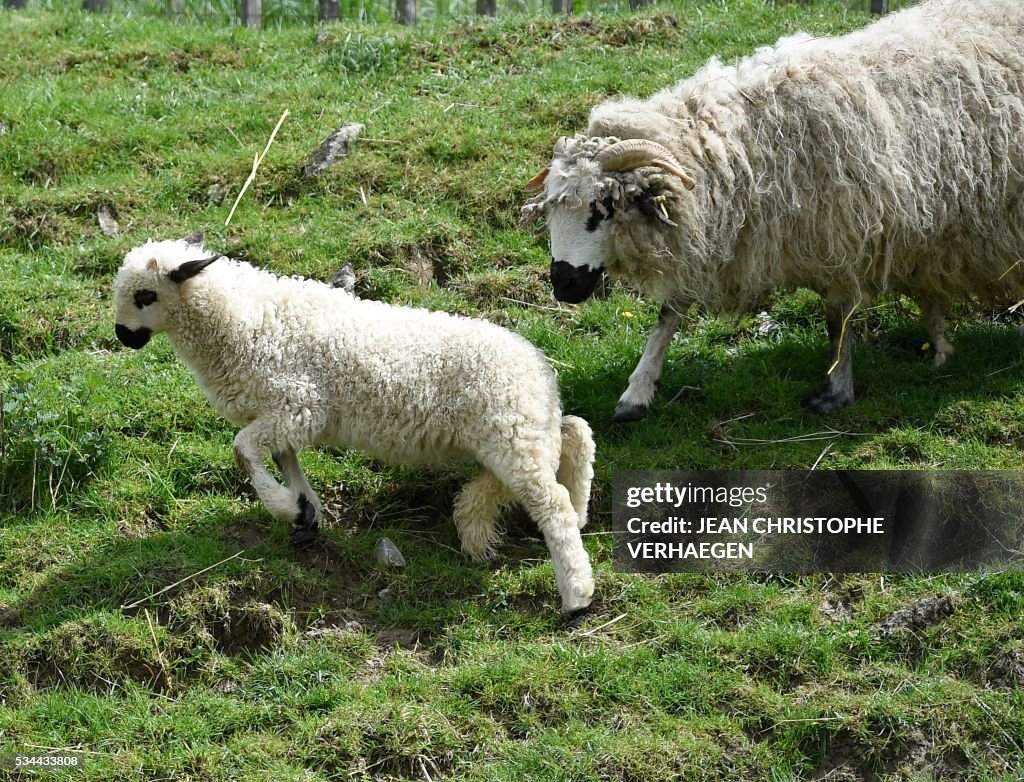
<box><xmin>97</xmin><ymin>205</ymin><xmax>119</xmax><ymax>237</ymax></box>
<box><xmin>373</xmin><ymin>537</ymin><xmax>405</xmax><ymax>568</ymax></box>
<box><xmin>207</xmin><ymin>183</ymin><xmax>227</xmax><ymax>205</ymax></box>
<box><xmin>329</xmin><ymin>264</ymin><xmax>356</xmax><ymax>293</ymax></box>
<box><xmin>378</xmin><ymin>587</ymin><xmax>393</xmax><ymax>604</ymax></box>
<box><xmin>344</xmin><ymin>619</ymin><xmax>363</xmax><ymax>633</ymax></box>
<box><xmin>302</xmin><ymin>122</ymin><xmax>365</xmax><ymax>177</ymax></box>
<box><xmin>755</xmin><ymin>311</ymin><xmax>783</xmax><ymax>338</ymax></box>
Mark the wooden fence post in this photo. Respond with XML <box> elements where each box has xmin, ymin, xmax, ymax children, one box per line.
<box><xmin>476</xmin><ymin>0</ymin><xmax>495</xmax><ymax>16</ymax></box>
<box><xmin>240</xmin><ymin>0</ymin><xmax>261</xmax><ymax>27</ymax></box>
<box><xmin>319</xmin><ymin>0</ymin><xmax>340</xmax><ymax>22</ymax></box>
<box><xmin>552</xmin><ymin>0</ymin><xmax>571</xmax><ymax>13</ymax></box>
<box><xmin>83</xmin><ymin>0</ymin><xmax>109</xmax><ymax>11</ymax></box>
<box><xmin>870</xmin><ymin>0</ymin><xmax>889</xmax><ymax>13</ymax></box>
<box><xmin>395</xmin><ymin>0</ymin><xmax>415</xmax><ymax>25</ymax></box>
<box><xmin>168</xmin><ymin>0</ymin><xmax>185</xmax><ymax>18</ymax></box>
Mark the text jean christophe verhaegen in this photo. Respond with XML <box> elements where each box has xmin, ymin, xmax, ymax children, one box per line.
<box><xmin>621</xmin><ymin>480</ymin><xmax>884</xmax><ymax>561</ymax></box>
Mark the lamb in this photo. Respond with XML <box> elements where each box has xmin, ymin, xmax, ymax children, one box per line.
<box><xmin>112</xmin><ymin>234</ymin><xmax>596</xmax><ymax>617</ymax></box>
<box><xmin>522</xmin><ymin>0</ymin><xmax>1024</xmax><ymax>421</ymax></box>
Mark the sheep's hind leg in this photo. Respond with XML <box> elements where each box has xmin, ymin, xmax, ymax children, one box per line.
<box><xmin>805</xmin><ymin>299</ymin><xmax>857</xmax><ymax>413</ymax></box>
<box><xmin>613</xmin><ymin>302</ymin><xmax>683</xmax><ymax>422</ymax></box>
<box><xmin>233</xmin><ymin>421</ymin><xmax>317</xmax><ymax>545</ymax></box>
<box><xmin>453</xmin><ymin>470</ymin><xmax>511</xmax><ymax>562</ymax></box>
<box><xmin>273</xmin><ymin>448</ymin><xmax>322</xmax><ymax>546</ymax></box>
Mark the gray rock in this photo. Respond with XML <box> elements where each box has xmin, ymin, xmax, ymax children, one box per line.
<box><xmin>373</xmin><ymin>537</ymin><xmax>405</xmax><ymax>568</ymax></box>
<box><xmin>303</xmin><ymin>122</ymin><xmax>365</xmax><ymax>177</ymax></box>
<box><xmin>329</xmin><ymin>264</ymin><xmax>356</xmax><ymax>293</ymax></box>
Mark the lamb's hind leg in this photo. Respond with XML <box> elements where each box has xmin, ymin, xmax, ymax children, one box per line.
<box><xmin>496</xmin><ymin>460</ymin><xmax>594</xmax><ymax>616</ymax></box>
<box><xmin>917</xmin><ymin>296</ymin><xmax>954</xmax><ymax>367</ymax></box>
<box><xmin>233</xmin><ymin>420</ymin><xmax>318</xmax><ymax>545</ymax></box>
<box><xmin>614</xmin><ymin>301</ymin><xmax>683</xmax><ymax>422</ymax></box>
<box><xmin>805</xmin><ymin>298</ymin><xmax>857</xmax><ymax>413</ymax></box>
<box><xmin>272</xmin><ymin>447</ymin><xmax>322</xmax><ymax>545</ymax></box>
<box><xmin>453</xmin><ymin>470</ymin><xmax>511</xmax><ymax>562</ymax></box>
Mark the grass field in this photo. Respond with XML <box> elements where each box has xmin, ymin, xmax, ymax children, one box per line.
<box><xmin>2</xmin><ymin>1</ymin><xmax>1023</xmax><ymax>779</ymax></box>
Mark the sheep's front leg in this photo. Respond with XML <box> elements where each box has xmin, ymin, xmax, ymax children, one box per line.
<box><xmin>272</xmin><ymin>447</ymin><xmax>322</xmax><ymax>546</ymax></box>
<box><xmin>613</xmin><ymin>301</ymin><xmax>683</xmax><ymax>422</ymax></box>
<box><xmin>805</xmin><ymin>299</ymin><xmax>856</xmax><ymax>413</ymax></box>
<box><xmin>233</xmin><ymin>421</ymin><xmax>319</xmax><ymax>546</ymax></box>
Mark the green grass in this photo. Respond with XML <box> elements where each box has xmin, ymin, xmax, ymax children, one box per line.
<box><xmin>2</xmin><ymin>2</ymin><xmax>1023</xmax><ymax>779</ymax></box>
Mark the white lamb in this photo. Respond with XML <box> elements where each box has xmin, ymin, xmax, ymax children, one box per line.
<box><xmin>112</xmin><ymin>234</ymin><xmax>596</xmax><ymax>617</ymax></box>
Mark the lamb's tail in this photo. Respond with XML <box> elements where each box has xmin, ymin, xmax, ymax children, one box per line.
<box><xmin>557</xmin><ymin>415</ymin><xmax>596</xmax><ymax>529</ymax></box>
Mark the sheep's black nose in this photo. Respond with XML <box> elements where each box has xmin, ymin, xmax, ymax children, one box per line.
<box><xmin>551</xmin><ymin>260</ymin><xmax>602</xmax><ymax>304</ymax></box>
<box><xmin>115</xmin><ymin>324</ymin><xmax>152</xmax><ymax>349</ymax></box>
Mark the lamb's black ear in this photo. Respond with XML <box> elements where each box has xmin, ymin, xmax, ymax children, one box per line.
<box><xmin>168</xmin><ymin>255</ymin><xmax>219</xmax><ymax>283</ymax></box>
<box><xmin>182</xmin><ymin>230</ymin><xmax>205</xmax><ymax>246</ymax></box>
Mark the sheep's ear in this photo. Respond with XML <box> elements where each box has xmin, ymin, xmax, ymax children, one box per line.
<box><xmin>168</xmin><ymin>254</ymin><xmax>219</xmax><ymax>284</ymax></box>
<box><xmin>526</xmin><ymin>167</ymin><xmax>549</xmax><ymax>194</ymax></box>
<box><xmin>182</xmin><ymin>230</ymin><xmax>205</xmax><ymax>246</ymax></box>
<box><xmin>147</xmin><ymin>258</ymin><xmax>159</xmax><ymax>272</ymax></box>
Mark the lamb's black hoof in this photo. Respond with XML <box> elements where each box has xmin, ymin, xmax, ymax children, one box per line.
<box><xmin>562</xmin><ymin>601</ymin><xmax>596</xmax><ymax>631</ymax></box>
<box><xmin>291</xmin><ymin>494</ymin><xmax>319</xmax><ymax>547</ymax></box>
<box><xmin>612</xmin><ymin>401</ymin><xmax>648</xmax><ymax>423</ymax></box>
<box><xmin>804</xmin><ymin>388</ymin><xmax>853</xmax><ymax>414</ymax></box>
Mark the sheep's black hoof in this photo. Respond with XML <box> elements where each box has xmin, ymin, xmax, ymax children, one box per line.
<box><xmin>612</xmin><ymin>401</ymin><xmax>648</xmax><ymax>423</ymax></box>
<box><xmin>804</xmin><ymin>387</ymin><xmax>854</xmax><ymax>414</ymax></box>
<box><xmin>562</xmin><ymin>601</ymin><xmax>596</xmax><ymax>631</ymax></box>
<box><xmin>291</xmin><ymin>494</ymin><xmax>319</xmax><ymax>547</ymax></box>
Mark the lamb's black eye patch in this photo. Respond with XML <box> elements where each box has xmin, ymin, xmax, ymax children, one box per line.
<box><xmin>134</xmin><ymin>289</ymin><xmax>158</xmax><ymax>309</ymax></box>
<box><xmin>585</xmin><ymin>197</ymin><xmax>615</xmax><ymax>232</ymax></box>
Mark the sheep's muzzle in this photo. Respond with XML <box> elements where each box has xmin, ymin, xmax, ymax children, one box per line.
<box><xmin>115</xmin><ymin>324</ymin><xmax>152</xmax><ymax>349</ymax></box>
<box><xmin>551</xmin><ymin>260</ymin><xmax>603</xmax><ymax>304</ymax></box>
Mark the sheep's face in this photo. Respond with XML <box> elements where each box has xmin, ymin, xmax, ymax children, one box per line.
<box><xmin>113</xmin><ymin>234</ymin><xmax>219</xmax><ymax>350</ymax></box>
<box><xmin>523</xmin><ymin>135</ymin><xmax>694</xmax><ymax>305</ymax></box>
<box><xmin>549</xmin><ymin>198</ymin><xmax>613</xmax><ymax>303</ymax></box>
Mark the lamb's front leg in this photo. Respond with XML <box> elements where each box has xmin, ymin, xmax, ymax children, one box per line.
<box><xmin>613</xmin><ymin>301</ymin><xmax>683</xmax><ymax>422</ymax></box>
<box><xmin>272</xmin><ymin>447</ymin><xmax>322</xmax><ymax>546</ymax></box>
<box><xmin>233</xmin><ymin>421</ymin><xmax>319</xmax><ymax>545</ymax></box>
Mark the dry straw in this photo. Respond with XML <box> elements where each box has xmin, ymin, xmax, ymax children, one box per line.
<box><xmin>225</xmin><ymin>109</ymin><xmax>290</xmax><ymax>227</ymax></box>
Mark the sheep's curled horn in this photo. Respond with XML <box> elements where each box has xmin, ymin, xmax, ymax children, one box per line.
<box><xmin>595</xmin><ymin>139</ymin><xmax>696</xmax><ymax>190</ymax></box>
<box><xmin>525</xmin><ymin>137</ymin><xmax>696</xmax><ymax>193</ymax></box>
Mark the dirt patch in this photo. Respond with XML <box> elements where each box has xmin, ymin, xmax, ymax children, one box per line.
<box><xmin>812</xmin><ymin>725</ymin><xmax>966</xmax><ymax>781</ymax></box>
<box><xmin>984</xmin><ymin>644</ymin><xmax>1024</xmax><ymax>690</ymax></box>
<box><xmin>23</xmin><ymin>619</ymin><xmax>174</xmax><ymax>693</ymax></box>
<box><xmin>170</xmin><ymin>584</ymin><xmax>292</xmax><ymax>657</ymax></box>
<box><xmin>376</xmin><ymin>627</ymin><xmax>422</xmax><ymax>651</ymax></box>
<box><xmin>875</xmin><ymin>593</ymin><xmax>960</xmax><ymax>638</ymax></box>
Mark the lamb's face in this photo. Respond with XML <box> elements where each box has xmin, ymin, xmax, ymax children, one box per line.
<box><xmin>113</xmin><ymin>235</ymin><xmax>218</xmax><ymax>350</ymax></box>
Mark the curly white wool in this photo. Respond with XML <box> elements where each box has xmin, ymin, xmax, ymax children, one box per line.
<box><xmin>113</xmin><ymin>238</ymin><xmax>595</xmax><ymax>615</ymax></box>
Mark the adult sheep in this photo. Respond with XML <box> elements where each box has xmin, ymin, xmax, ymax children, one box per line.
<box><xmin>522</xmin><ymin>0</ymin><xmax>1024</xmax><ymax>420</ymax></box>
<box><xmin>112</xmin><ymin>235</ymin><xmax>595</xmax><ymax>618</ymax></box>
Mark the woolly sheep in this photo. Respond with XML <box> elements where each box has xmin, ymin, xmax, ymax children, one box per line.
<box><xmin>112</xmin><ymin>235</ymin><xmax>596</xmax><ymax>617</ymax></box>
<box><xmin>523</xmin><ymin>0</ymin><xmax>1024</xmax><ymax>420</ymax></box>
